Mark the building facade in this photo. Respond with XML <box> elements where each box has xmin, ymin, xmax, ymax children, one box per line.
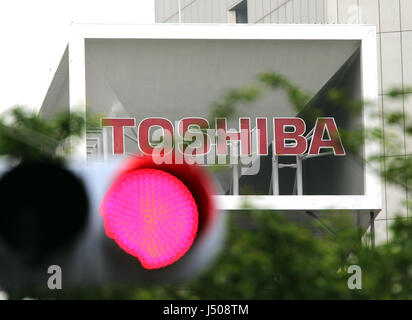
<box><xmin>35</xmin><ymin>22</ymin><xmax>380</xmax><ymax>286</ymax></box>
<box><xmin>155</xmin><ymin>0</ymin><xmax>412</xmax><ymax>245</ymax></box>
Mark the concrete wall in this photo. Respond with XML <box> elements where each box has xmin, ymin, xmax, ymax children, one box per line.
<box><xmin>327</xmin><ymin>0</ymin><xmax>412</xmax><ymax>245</ymax></box>
<box><xmin>155</xmin><ymin>0</ymin><xmax>328</xmax><ymax>24</ymax></box>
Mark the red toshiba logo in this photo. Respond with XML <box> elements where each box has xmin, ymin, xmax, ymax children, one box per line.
<box><xmin>101</xmin><ymin>117</ymin><xmax>345</xmax><ymax>157</ymax></box>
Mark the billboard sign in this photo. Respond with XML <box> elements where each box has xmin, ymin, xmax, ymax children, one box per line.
<box><xmin>40</xmin><ymin>24</ymin><xmax>381</xmax><ymax>213</ymax></box>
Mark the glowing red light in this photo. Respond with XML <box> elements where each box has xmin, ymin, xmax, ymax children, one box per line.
<box><xmin>100</xmin><ymin>168</ymin><xmax>199</xmax><ymax>269</ymax></box>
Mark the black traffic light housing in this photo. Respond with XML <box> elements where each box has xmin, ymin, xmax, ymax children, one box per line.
<box><xmin>0</xmin><ymin>157</ymin><xmax>226</xmax><ymax>289</ymax></box>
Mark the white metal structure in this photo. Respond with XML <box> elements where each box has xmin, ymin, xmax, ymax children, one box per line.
<box><xmin>64</xmin><ymin>23</ymin><xmax>380</xmax><ymax>213</ymax></box>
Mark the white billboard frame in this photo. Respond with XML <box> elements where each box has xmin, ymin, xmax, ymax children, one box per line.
<box><xmin>68</xmin><ymin>23</ymin><xmax>381</xmax><ymax>212</ymax></box>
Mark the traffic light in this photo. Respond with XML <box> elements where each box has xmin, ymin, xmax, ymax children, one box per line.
<box><xmin>0</xmin><ymin>155</ymin><xmax>226</xmax><ymax>290</ymax></box>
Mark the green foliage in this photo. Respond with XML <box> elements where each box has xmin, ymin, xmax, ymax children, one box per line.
<box><xmin>354</xmin><ymin>218</ymin><xmax>412</xmax><ymax>299</ymax></box>
<box><xmin>185</xmin><ymin>211</ymin><xmax>357</xmax><ymax>300</ymax></box>
<box><xmin>0</xmin><ymin>107</ymin><xmax>86</xmax><ymax>162</ymax></box>
<box><xmin>209</xmin><ymin>71</ymin><xmax>365</xmax><ymax>154</ymax></box>
<box><xmin>209</xmin><ymin>71</ymin><xmax>412</xmax><ymax>181</ymax></box>
<box><xmin>387</xmin><ymin>87</ymin><xmax>412</xmax><ymax>99</ymax></box>
<box><xmin>209</xmin><ymin>85</ymin><xmax>261</xmax><ymax>126</ymax></box>
<box><xmin>180</xmin><ymin>72</ymin><xmax>412</xmax><ymax>300</ymax></box>
<box><xmin>22</xmin><ymin>210</ymin><xmax>412</xmax><ymax>300</ymax></box>
<box><xmin>4</xmin><ymin>73</ymin><xmax>412</xmax><ymax>300</ymax></box>
<box><xmin>258</xmin><ymin>72</ymin><xmax>312</xmax><ymax>112</ymax></box>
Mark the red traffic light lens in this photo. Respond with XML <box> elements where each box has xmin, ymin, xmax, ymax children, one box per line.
<box><xmin>100</xmin><ymin>167</ymin><xmax>199</xmax><ymax>269</ymax></box>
